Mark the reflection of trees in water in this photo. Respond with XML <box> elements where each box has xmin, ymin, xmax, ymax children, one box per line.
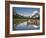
<box><xmin>13</xmin><ymin>21</ymin><xmax>40</xmax><ymax>30</ymax></box>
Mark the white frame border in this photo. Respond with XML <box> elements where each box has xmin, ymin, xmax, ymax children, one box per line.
<box><xmin>10</xmin><ymin>4</ymin><xmax>43</xmax><ymax>34</ymax></box>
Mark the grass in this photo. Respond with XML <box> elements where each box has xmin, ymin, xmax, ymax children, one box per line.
<box><xmin>13</xmin><ymin>19</ymin><xmax>27</xmax><ymax>24</ymax></box>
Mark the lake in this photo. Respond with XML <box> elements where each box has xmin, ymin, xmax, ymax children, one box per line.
<box><xmin>13</xmin><ymin>21</ymin><xmax>40</xmax><ymax>31</ymax></box>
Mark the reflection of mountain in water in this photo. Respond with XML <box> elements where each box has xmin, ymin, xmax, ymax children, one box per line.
<box><xmin>13</xmin><ymin>22</ymin><xmax>40</xmax><ymax>30</ymax></box>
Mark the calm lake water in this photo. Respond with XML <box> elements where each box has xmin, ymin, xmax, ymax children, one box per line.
<box><xmin>13</xmin><ymin>22</ymin><xmax>40</xmax><ymax>31</ymax></box>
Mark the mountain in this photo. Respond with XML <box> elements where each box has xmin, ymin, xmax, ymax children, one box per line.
<box><xmin>31</xmin><ymin>11</ymin><xmax>40</xmax><ymax>19</ymax></box>
<box><xmin>13</xmin><ymin>10</ymin><xmax>40</xmax><ymax>19</ymax></box>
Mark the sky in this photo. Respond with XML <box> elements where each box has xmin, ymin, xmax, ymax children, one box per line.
<box><xmin>13</xmin><ymin>7</ymin><xmax>40</xmax><ymax>17</ymax></box>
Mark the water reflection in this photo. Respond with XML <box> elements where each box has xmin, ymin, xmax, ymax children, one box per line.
<box><xmin>13</xmin><ymin>21</ymin><xmax>40</xmax><ymax>30</ymax></box>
